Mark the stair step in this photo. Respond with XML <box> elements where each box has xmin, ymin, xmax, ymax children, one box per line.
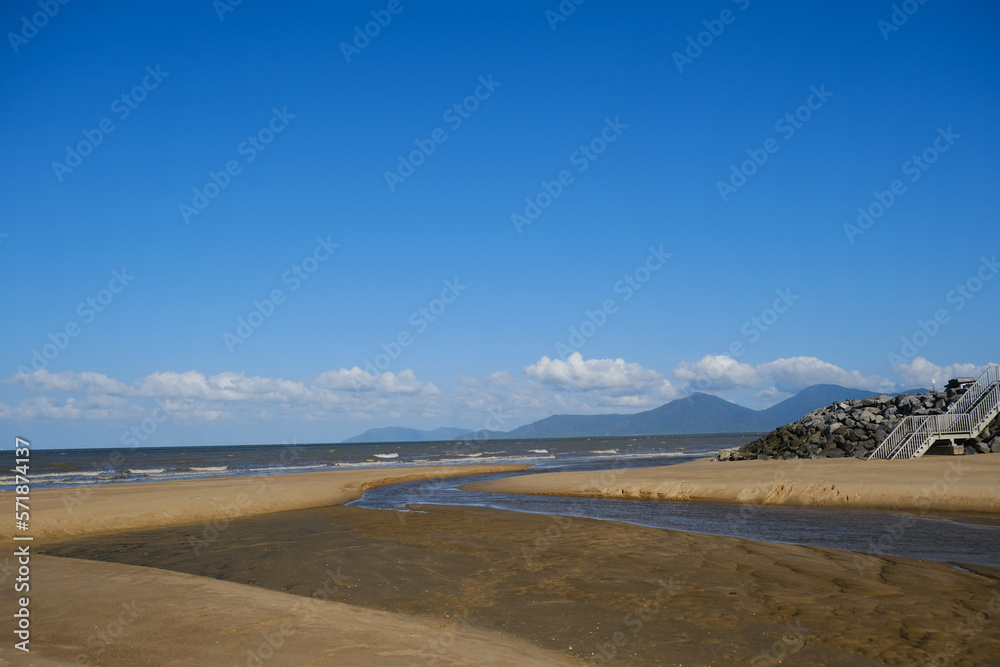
<box><xmin>868</xmin><ymin>365</ymin><xmax>1000</xmax><ymax>461</ymax></box>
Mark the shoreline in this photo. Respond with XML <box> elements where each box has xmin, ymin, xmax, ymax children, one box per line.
<box><xmin>464</xmin><ymin>453</ymin><xmax>1000</xmax><ymax>513</ymax></box>
<box><xmin>0</xmin><ymin>463</ymin><xmax>530</xmax><ymax>544</ymax></box>
<box><xmin>5</xmin><ymin>458</ymin><xmax>1000</xmax><ymax>664</ymax></box>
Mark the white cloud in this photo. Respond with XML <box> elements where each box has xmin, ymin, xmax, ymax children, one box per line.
<box><xmin>672</xmin><ymin>354</ymin><xmax>760</xmax><ymax>390</ymax></box>
<box><xmin>14</xmin><ymin>369</ymin><xmax>130</xmax><ymax>395</ymax></box>
<box><xmin>755</xmin><ymin>356</ymin><xmax>896</xmax><ymax>393</ymax></box>
<box><xmin>6</xmin><ymin>367</ymin><xmax>442</xmax><ymax>422</ymax></box>
<box><xmin>518</xmin><ymin>353</ymin><xmax>679</xmax><ymax>414</ymax></box>
<box><xmin>754</xmin><ymin>386</ymin><xmax>789</xmax><ymax>402</ymax></box>
<box><xmin>442</xmin><ymin>356</ymin><xmax>683</xmax><ymax>429</ymax></box>
<box><xmin>894</xmin><ymin>357</ymin><xmax>992</xmax><ymax>389</ymax></box>
<box><xmin>599</xmin><ymin>395</ymin><xmax>651</xmax><ymax>407</ymax></box>
<box><xmin>3</xmin><ymin>396</ymin><xmax>139</xmax><ymax>421</ymax></box>
<box><xmin>525</xmin><ymin>352</ymin><xmax>673</xmax><ymax>393</ymax></box>
<box><xmin>6</xmin><ymin>355</ymin><xmax>991</xmax><ymax>429</ymax></box>
<box><xmin>670</xmin><ymin>355</ymin><xmax>894</xmax><ymax>394</ymax></box>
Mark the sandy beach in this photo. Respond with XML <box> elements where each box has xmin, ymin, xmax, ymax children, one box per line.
<box><xmin>3</xmin><ymin>460</ymin><xmax>1000</xmax><ymax>665</ymax></box>
<box><xmin>0</xmin><ymin>463</ymin><xmax>531</xmax><ymax>544</ymax></box>
<box><xmin>466</xmin><ymin>453</ymin><xmax>1000</xmax><ymax>513</ymax></box>
<box><xmin>1</xmin><ymin>464</ymin><xmax>567</xmax><ymax>667</ymax></box>
<box><xmin>1</xmin><ymin>554</ymin><xmax>574</xmax><ymax>667</ymax></box>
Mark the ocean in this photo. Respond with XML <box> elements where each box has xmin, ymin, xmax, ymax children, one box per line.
<box><xmin>7</xmin><ymin>432</ymin><xmax>999</xmax><ymax>567</ymax></box>
<box><xmin>2</xmin><ymin>432</ymin><xmax>754</xmax><ymax>491</ymax></box>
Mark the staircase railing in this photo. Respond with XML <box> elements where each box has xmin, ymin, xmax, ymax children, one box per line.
<box><xmin>944</xmin><ymin>365</ymin><xmax>1000</xmax><ymax>415</ymax></box>
<box><xmin>884</xmin><ymin>416</ymin><xmax>937</xmax><ymax>460</ymax></box>
<box><xmin>868</xmin><ymin>364</ymin><xmax>1000</xmax><ymax>461</ymax></box>
<box><xmin>869</xmin><ymin>417</ymin><xmax>923</xmax><ymax>460</ymax></box>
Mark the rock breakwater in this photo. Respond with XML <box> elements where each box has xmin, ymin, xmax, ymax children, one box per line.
<box><xmin>719</xmin><ymin>389</ymin><xmax>1000</xmax><ymax>460</ymax></box>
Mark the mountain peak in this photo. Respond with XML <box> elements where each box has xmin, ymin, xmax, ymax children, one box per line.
<box><xmin>350</xmin><ymin>384</ymin><xmax>896</xmax><ymax>442</ymax></box>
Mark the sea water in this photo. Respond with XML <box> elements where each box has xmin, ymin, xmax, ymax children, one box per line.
<box><xmin>6</xmin><ymin>432</ymin><xmax>998</xmax><ymax>566</ymax></box>
<box><xmin>0</xmin><ymin>433</ymin><xmax>752</xmax><ymax>490</ymax></box>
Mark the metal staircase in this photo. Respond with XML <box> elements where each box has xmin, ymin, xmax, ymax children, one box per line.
<box><xmin>868</xmin><ymin>365</ymin><xmax>1000</xmax><ymax>460</ymax></box>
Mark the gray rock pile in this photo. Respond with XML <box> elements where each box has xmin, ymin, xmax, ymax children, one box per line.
<box><xmin>718</xmin><ymin>388</ymin><xmax>1000</xmax><ymax>461</ymax></box>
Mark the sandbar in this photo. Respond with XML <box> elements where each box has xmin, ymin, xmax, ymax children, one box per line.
<box><xmin>465</xmin><ymin>454</ymin><xmax>1000</xmax><ymax>513</ymax></box>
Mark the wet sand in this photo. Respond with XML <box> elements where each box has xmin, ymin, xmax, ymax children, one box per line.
<box><xmin>4</xmin><ymin>462</ymin><xmax>1000</xmax><ymax>665</ymax></box>
<box><xmin>0</xmin><ymin>554</ymin><xmax>573</xmax><ymax>667</ymax></box>
<box><xmin>466</xmin><ymin>454</ymin><xmax>1000</xmax><ymax>513</ymax></box>
<box><xmin>33</xmin><ymin>503</ymin><xmax>1000</xmax><ymax>666</ymax></box>
<box><xmin>0</xmin><ymin>463</ymin><xmax>531</xmax><ymax>543</ymax></box>
<box><xmin>0</xmin><ymin>464</ymin><xmax>559</xmax><ymax>667</ymax></box>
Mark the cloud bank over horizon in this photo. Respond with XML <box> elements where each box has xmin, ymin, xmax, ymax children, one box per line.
<box><xmin>4</xmin><ymin>354</ymin><xmax>992</xmax><ymax>446</ymax></box>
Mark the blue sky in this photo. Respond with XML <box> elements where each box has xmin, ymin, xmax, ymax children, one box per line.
<box><xmin>2</xmin><ymin>0</ymin><xmax>998</xmax><ymax>448</ymax></box>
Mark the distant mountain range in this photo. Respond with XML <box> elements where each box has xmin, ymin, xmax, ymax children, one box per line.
<box><xmin>343</xmin><ymin>426</ymin><xmax>472</xmax><ymax>443</ymax></box>
<box><xmin>343</xmin><ymin>384</ymin><xmax>929</xmax><ymax>443</ymax></box>
<box><xmin>758</xmin><ymin>384</ymin><xmax>882</xmax><ymax>425</ymax></box>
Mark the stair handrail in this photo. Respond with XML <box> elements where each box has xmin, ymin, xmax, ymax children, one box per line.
<box><xmin>966</xmin><ymin>382</ymin><xmax>1000</xmax><ymax>432</ymax></box>
<box><xmin>946</xmin><ymin>365</ymin><xmax>1000</xmax><ymax>414</ymax></box>
<box><xmin>869</xmin><ymin>364</ymin><xmax>1000</xmax><ymax>460</ymax></box>
<box><xmin>869</xmin><ymin>416</ymin><xmax>925</xmax><ymax>460</ymax></box>
<box><xmin>894</xmin><ymin>417</ymin><xmax>936</xmax><ymax>460</ymax></box>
